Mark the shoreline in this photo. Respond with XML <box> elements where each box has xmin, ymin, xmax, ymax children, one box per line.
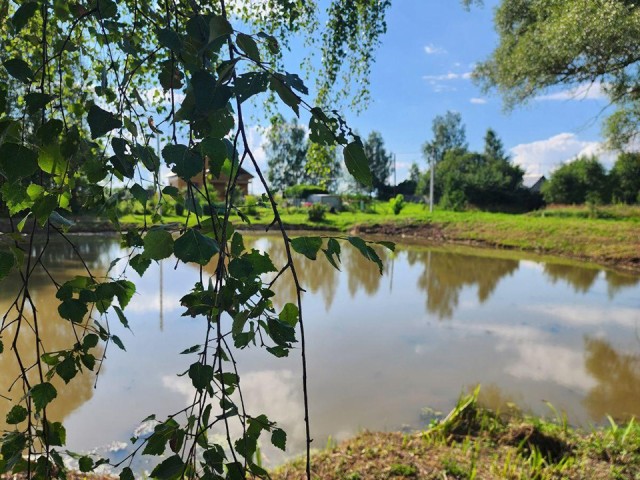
<box><xmin>1</xmin><ymin>215</ymin><xmax>638</xmax><ymax>274</ymax></box>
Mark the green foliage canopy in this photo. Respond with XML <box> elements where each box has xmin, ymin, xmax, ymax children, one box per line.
<box><xmin>475</xmin><ymin>0</ymin><xmax>640</xmax><ymax>149</ymax></box>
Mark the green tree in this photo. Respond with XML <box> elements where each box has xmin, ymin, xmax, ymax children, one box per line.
<box><xmin>419</xmin><ymin>111</ymin><xmax>468</xmax><ymax>205</ymax></box>
<box><xmin>541</xmin><ymin>156</ymin><xmax>610</xmax><ymax>204</ymax></box>
<box><xmin>474</xmin><ymin>0</ymin><xmax>640</xmax><ymax>149</ymax></box>
<box><xmin>484</xmin><ymin>128</ymin><xmax>508</xmax><ymax>162</ymax></box>
<box><xmin>362</xmin><ymin>131</ymin><xmax>393</xmax><ymax>194</ymax></box>
<box><xmin>435</xmin><ymin>150</ymin><xmax>525</xmax><ymax>210</ymax></box>
<box><xmin>610</xmin><ymin>152</ymin><xmax>640</xmax><ymax>204</ymax></box>
<box><xmin>408</xmin><ymin>162</ymin><xmax>421</xmax><ymax>183</ymax></box>
<box><xmin>266</xmin><ymin>115</ymin><xmax>309</xmax><ymax>192</ymax></box>
<box><xmin>306</xmin><ymin>142</ymin><xmax>341</xmax><ymax>192</ymax></box>
<box><xmin>423</xmin><ymin>111</ymin><xmax>468</xmax><ymax>166</ymax></box>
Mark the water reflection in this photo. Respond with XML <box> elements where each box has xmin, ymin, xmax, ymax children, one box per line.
<box><xmin>0</xmin><ymin>235</ymin><xmax>112</xmax><ymax>432</ymax></box>
<box><xmin>0</xmin><ymin>234</ymin><xmax>639</xmax><ymax>470</ymax></box>
<box><xmin>584</xmin><ymin>337</ymin><xmax>640</xmax><ymax>421</ymax></box>
<box><xmin>408</xmin><ymin>250</ymin><xmax>519</xmax><ymax>319</ymax></box>
<box><xmin>543</xmin><ymin>263</ymin><xmax>600</xmax><ymax>293</ymax></box>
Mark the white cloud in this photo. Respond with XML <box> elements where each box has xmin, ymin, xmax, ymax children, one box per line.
<box><xmin>470</xmin><ymin>97</ymin><xmax>487</xmax><ymax>104</ymax></box>
<box><xmin>536</xmin><ymin>82</ymin><xmax>608</xmax><ymax>102</ymax></box>
<box><xmin>422</xmin><ymin>72</ymin><xmax>472</xmax><ymax>81</ymax></box>
<box><xmin>422</xmin><ymin>71</ymin><xmax>472</xmax><ymax>93</ymax></box>
<box><xmin>424</xmin><ymin>44</ymin><xmax>447</xmax><ymax>55</ymax></box>
<box><xmin>510</xmin><ymin>133</ymin><xmax>616</xmax><ymax>177</ymax></box>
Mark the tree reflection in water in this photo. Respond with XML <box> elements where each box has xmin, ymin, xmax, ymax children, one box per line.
<box><xmin>543</xmin><ymin>263</ymin><xmax>600</xmax><ymax>293</ymax></box>
<box><xmin>407</xmin><ymin>250</ymin><xmax>519</xmax><ymax>319</ymax></box>
<box><xmin>0</xmin><ymin>236</ymin><xmax>111</xmax><ymax>432</ymax></box>
<box><xmin>583</xmin><ymin>337</ymin><xmax>640</xmax><ymax>421</ymax></box>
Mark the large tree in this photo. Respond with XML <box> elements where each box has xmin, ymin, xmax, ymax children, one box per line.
<box><xmin>474</xmin><ymin>0</ymin><xmax>640</xmax><ymax>149</ymax></box>
<box><xmin>541</xmin><ymin>156</ymin><xmax>610</xmax><ymax>204</ymax></box>
<box><xmin>266</xmin><ymin>115</ymin><xmax>309</xmax><ymax>192</ymax></box>
<box><xmin>362</xmin><ymin>131</ymin><xmax>393</xmax><ymax>194</ymax></box>
<box><xmin>423</xmin><ymin>111</ymin><xmax>468</xmax><ymax>166</ymax></box>
<box><xmin>610</xmin><ymin>152</ymin><xmax>640</xmax><ymax>204</ymax></box>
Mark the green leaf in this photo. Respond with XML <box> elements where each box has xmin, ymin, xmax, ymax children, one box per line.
<box><xmin>114</xmin><ymin>280</ymin><xmax>135</xmax><ymax>308</ymax></box>
<box><xmin>179</xmin><ymin>344</ymin><xmax>200</xmax><ymax>354</ymax></box>
<box><xmin>279</xmin><ymin>303</ymin><xmax>299</xmax><ymax>327</ymax></box>
<box><xmin>38</xmin><ymin>143</ymin><xmax>68</xmax><ymax>176</ymax></box>
<box><xmin>45</xmin><ymin>421</ymin><xmax>66</xmax><ymax>446</ymax></box>
<box><xmin>199</xmin><ymin>137</ymin><xmax>228</xmax><ymax>177</ymax></box>
<box><xmin>24</xmin><ymin>92</ymin><xmax>54</xmax><ymax>114</ymax></box>
<box><xmin>87</xmin><ymin>105</ymin><xmax>122</xmax><ymax>139</ymax></box>
<box><xmin>0</xmin><ymin>250</ymin><xmax>16</xmax><ymax>281</ymax></box>
<box><xmin>344</xmin><ymin>141</ymin><xmax>373</xmax><ymax>187</ymax></box>
<box><xmin>6</xmin><ymin>405</ymin><xmax>28</xmax><ymax>425</ymax></box>
<box><xmin>30</xmin><ymin>382</ymin><xmax>57</xmax><ymax>412</ymax></box>
<box><xmin>209</xmin><ymin>15</ymin><xmax>233</xmax><ymax>42</ymax></box>
<box><xmin>113</xmin><ymin>305</ymin><xmax>130</xmax><ymax>329</ymax></box>
<box><xmin>3</xmin><ymin>58</ymin><xmax>34</xmax><ymax>83</ymax></box>
<box><xmin>257</xmin><ymin>32</ymin><xmax>279</xmax><ymax>54</ymax></box>
<box><xmin>271</xmin><ymin>428</ymin><xmax>287</xmax><ymax>451</ymax></box>
<box><xmin>11</xmin><ymin>2</ymin><xmax>39</xmax><ymax>32</ymax></box>
<box><xmin>376</xmin><ymin>240</ymin><xmax>396</xmax><ymax>251</ymax></box>
<box><xmin>236</xmin><ymin>33</ymin><xmax>261</xmax><ymax>62</ymax></box>
<box><xmin>188</xmin><ymin>362</ymin><xmax>214</xmax><ymax>391</ymax></box>
<box><xmin>32</xmin><ymin>195</ymin><xmax>58</xmax><ymax>226</ymax></box>
<box><xmin>150</xmin><ymin>454</ymin><xmax>184</xmax><ymax>480</ymax></box>
<box><xmin>130</xmin><ymin>183</ymin><xmax>150</xmax><ymax>206</ymax></box>
<box><xmin>174</xmin><ymin>229</ymin><xmax>219</xmax><ymax>266</ymax></box>
<box><xmin>37</xmin><ymin>119</ymin><xmax>64</xmax><ymax>144</ymax></box>
<box><xmin>323</xmin><ymin>237</ymin><xmax>342</xmax><ymax>270</ymax></box>
<box><xmin>130</xmin><ymin>254</ymin><xmax>151</xmax><ymax>276</ymax></box>
<box><xmin>143</xmin><ymin>229</ymin><xmax>174</xmax><ymax>260</ymax></box>
<box><xmin>56</xmin><ymin>355</ymin><xmax>78</xmax><ymax>383</ymax></box>
<box><xmin>162</xmin><ymin>144</ymin><xmax>203</xmax><ymax>181</ymax></box>
<box><xmin>309</xmin><ymin>110</ymin><xmax>335</xmax><ymax>146</ymax></box>
<box><xmin>58</xmin><ymin>299</ymin><xmax>88</xmax><ymax>323</ymax></box>
<box><xmin>120</xmin><ymin>467</ymin><xmax>135</xmax><ymax>480</ymax></box>
<box><xmin>270</xmin><ymin>76</ymin><xmax>300</xmax><ymax>116</ymax></box>
<box><xmin>0</xmin><ymin>143</ymin><xmax>38</xmax><ymax>181</ymax></box>
<box><xmin>83</xmin><ymin>333</ymin><xmax>100</xmax><ymax>349</ymax></box>
<box><xmin>78</xmin><ymin>456</ymin><xmax>94</xmax><ymax>473</ymax></box>
<box><xmin>348</xmin><ymin>236</ymin><xmax>383</xmax><ymax>274</ymax></box>
<box><xmin>111</xmin><ymin>335</ymin><xmax>126</xmax><ymax>351</ymax></box>
<box><xmin>291</xmin><ymin>236</ymin><xmax>323</xmax><ymax>260</ymax></box>
<box><xmin>157</xmin><ymin>28</ymin><xmax>182</xmax><ymax>52</ymax></box>
<box><xmin>230</xmin><ymin>232</ymin><xmax>245</xmax><ymax>257</ymax></box>
<box><xmin>234</xmin><ymin>72</ymin><xmax>269</xmax><ymax>103</ymax></box>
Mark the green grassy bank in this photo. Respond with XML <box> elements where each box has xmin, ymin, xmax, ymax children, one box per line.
<box><xmin>273</xmin><ymin>390</ymin><xmax>640</xmax><ymax>480</ymax></box>
<box><xmin>118</xmin><ymin>203</ymin><xmax>640</xmax><ymax>271</ymax></box>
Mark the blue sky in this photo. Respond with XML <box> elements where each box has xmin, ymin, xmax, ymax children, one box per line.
<box><xmin>242</xmin><ymin>0</ymin><xmax>615</xmax><ymax>190</ymax></box>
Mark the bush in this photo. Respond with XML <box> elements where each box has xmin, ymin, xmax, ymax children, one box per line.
<box><xmin>307</xmin><ymin>203</ymin><xmax>327</xmax><ymax>222</ymax></box>
<box><xmin>389</xmin><ymin>194</ymin><xmax>405</xmax><ymax>215</ymax></box>
<box><xmin>284</xmin><ymin>184</ymin><xmax>328</xmax><ymax>199</ymax></box>
<box><xmin>244</xmin><ymin>195</ymin><xmax>259</xmax><ymax>216</ymax></box>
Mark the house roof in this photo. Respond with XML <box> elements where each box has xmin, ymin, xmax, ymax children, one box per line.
<box><xmin>523</xmin><ymin>175</ymin><xmax>546</xmax><ymax>189</ymax></box>
<box><xmin>166</xmin><ymin>166</ymin><xmax>254</xmax><ymax>180</ymax></box>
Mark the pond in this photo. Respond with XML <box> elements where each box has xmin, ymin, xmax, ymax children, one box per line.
<box><xmin>1</xmin><ymin>234</ymin><xmax>639</xmax><ymax>471</ymax></box>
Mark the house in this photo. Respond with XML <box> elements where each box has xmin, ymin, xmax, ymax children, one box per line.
<box><xmin>523</xmin><ymin>175</ymin><xmax>546</xmax><ymax>193</ymax></box>
<box><xmin>167</xmin><ymin>159</ymin><xmax>254</xmax><ymax>198</ymax></box>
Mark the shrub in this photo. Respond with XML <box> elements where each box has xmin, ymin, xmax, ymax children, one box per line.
<box><xmin>307</xmin><ymin>203</ymin><xmax>327</xmax><ymax>222</ymax></box>
<box><xmin>244</xmin><ymin>195</ymin><xmax>259</xmax><ymax>216</ymax></box>
<box><xmin>284</xmin><ymin>184</ymin><xmax>328</xmax><ymax>199</ymax></box>
<box><xmin>389</xmin><ymin>194</ymin><xmax>405</xmax><ymax>215</ymax></box>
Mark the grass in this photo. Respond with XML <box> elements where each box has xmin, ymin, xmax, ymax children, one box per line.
<box><xmin>272</xmin><ymin>388</ymin><xmax>640</xmax><ymax>480</ymax></box>
<box><xmin>118</xmin><ymin>202</ymin><xmax>640</xmax><ymax>271</ymax></box>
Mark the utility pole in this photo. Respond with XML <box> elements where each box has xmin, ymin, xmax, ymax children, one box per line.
<box><xmin>393</xmin><ymin>153</ymin><xmax>397</xmax><ymax>187</ymax></box>
<box><xmin>429</xmin><ymin>156</ymin><xmax>434</xmax><ymax>213</ymax></box>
